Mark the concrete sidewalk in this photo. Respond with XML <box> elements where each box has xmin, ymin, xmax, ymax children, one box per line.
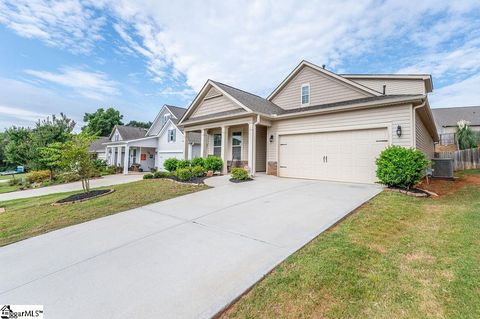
<box><xmin>0</xmin><ymin>174</ymin><xmax>144</xmax><ymax>201</ymax></box>
<box><xmin>0</xmin><ymin>175</ymin><xmax>381</xmax><ymax>318</ymax></box>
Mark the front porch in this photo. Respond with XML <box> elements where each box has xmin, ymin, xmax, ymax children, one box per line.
<box><xmin>105</xmin><ymin>137</ymin><xmax>158</xmax><ymax>174</ymax></box>
<box><xmin>183</xmin><ymin>117</ymin><xmax>269</xmax><ymax>175</ymax></box>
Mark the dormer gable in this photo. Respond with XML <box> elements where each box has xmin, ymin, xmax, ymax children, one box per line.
<box><xmin>109</xmin><ymin>126</ymin><xmax>123</xmax><ymax>141</ymax></box>
<box><xmin>146</xmin><ymin>105</ymin><xmax>186</xmax><ymax>136</ymax></box>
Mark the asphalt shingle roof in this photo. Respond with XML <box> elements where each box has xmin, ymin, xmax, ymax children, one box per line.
<box><xmin>88</xmin><ymin>136</ymin><xmax>109</xmax><ymax>152</ymax></box>
<box><xmin>432</xmin><ymin>106</ymin><xmax>480</xmax><ymax>127</ymax></box>
<box><xmin>212</xmin><ymin>81</ymin><xmax>285</xmax><ymax>115</ymax></box>
<box><xmin>166</xmin><ymin>105</ymin><xmax>187</xmax><ymax>120</ymax></box>
<box><xmin>115</xmin><ymin>125</ymin><xmax>148</xmax><ymax>140</ymax></box>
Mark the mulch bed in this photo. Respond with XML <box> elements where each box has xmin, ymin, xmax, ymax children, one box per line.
<box><xmin>417</xmin><ymin>174</ymin><xmax>480</xmax><ymax>197</ymax></box>
<box><xmin>386</xmin><ymin>187</ymin><xmax>429</xmax><ymax>197</ymax></box>
<box><xmin>53</xmin><ymin>189</ymin><xmax>114</xmax><ymax>205</ymax></box>
<box><xmin>229</xmin><ymin>178</ymin><xmax>253</xmax><ymax>183</ymax></box>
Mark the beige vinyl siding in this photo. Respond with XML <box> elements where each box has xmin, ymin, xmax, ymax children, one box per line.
<box><xmin>255</xmin><ymin>126</ymin><xmax>267</xmax><ymax>171</ymax></box>
<box><xmin>271</xmin><ymin>66</ymin><xmax>371</xmax><ymax>110</ymax></box>
<box><xmin>416</xmin><ymin>113</ymin><xmax>435</xmax><ymax>158</ymax></box>
<box><xmin>207</xmin><ymin>125</ymin><xmax>249</xmax><ymax>160</ymax></box>
<box><xmin>348</xmin><ymin>78</ymin><xmax>426</xmax><ymax>95</ymax></box>
<box><xmin>204</xmin><ymin>87</ymin><xmax>222</xmax><ymax>99</ymax></box>
<box><xmin>191</xmin><ymin>93</ymin><xmax>242</xmax><ymax>119</ymax></box>
<box><xmin>267</xmin><ymin>104</ymin><xmax>413</xmax><ymax>162</ymax></box>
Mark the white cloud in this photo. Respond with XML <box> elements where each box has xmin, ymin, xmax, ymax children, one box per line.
<box><xmin>24</xmin><ymin>67</ymin><xmax>119</xmax><ymax>100</ymax></box>
<box><xmin>430</xmin><ymin>74</ymin><xmax>480</xmax><ymax>107</ymax></box>
<box><xmin>0</xmin><ymin>105</ymin><xmax>47</xmax><ymax>122</ymax></box>
<box><xmin>0</xmin><ymin>0</ymin><xmax>105</xmax><ymax>54</ymax></box>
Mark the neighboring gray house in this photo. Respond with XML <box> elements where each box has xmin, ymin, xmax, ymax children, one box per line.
<box><xmin>179</xmin><ymin>60</ymin><xmax>438</xmax><ymax>184</ymax></box>
<box><xmin>432</xmin><ymin>106</ymin><xmax>480</xmax><ymax>134</ymax></box>
<box><xmin>88</xmin><ymin>136</ymin><xmax>110</xmax><ymax>160</ymax></box>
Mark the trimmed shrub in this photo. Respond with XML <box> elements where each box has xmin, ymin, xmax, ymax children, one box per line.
<box><xmin>26</xmin><ymin>170</ymin><xmax>51</xmax><ymax>183</ymax></box>
<box><xmin>191</xmin><ymin>157</ymin><xmax>205</xmax><ymax>168</ymax></box>
<box><xmin>191</xmin><ymin>165</ymin><xmax>206</xmax><ymax>177</ymax></box>
<box><xmin>143</xmin><ymin>173</ymin><xmax>154</xmax><ymax>179</ymax></box>
<box><xmin>176</xmin><ymin>159</ymin><xmax>191</xmax><ymax>169</ymax></box>
<box><xmin>176</xmin><ymin>168</ymin><xmax>193</xmax><ymax>181</ymax></box>
<box><xmin>153</xmin><ymin>171</ymin><xmax>168</xmax><ymax>178</ymax></box>
<box><xmin>92</xmin><ymin>159</ymin><xmax>107</xmax><ymax>170</ymax></box>
<box><xmin>59</xmin><ymin>172</ymin><xmax>81</xmax><ymax>183</ymax></box>
<box><xmin>376</xmin><ymin>146</ymin><xmax>429</xmax><ymax>189</ymax></box>
<box><xmin>204</xmin><ymin>156</ymin><xmax>223</xmax><ymax>172</ymax></box>
<box><xmin>231</xmin><ymin>167</ymin><xmax>250</xmax><ymax>180</ymax></box>
<box><xmin>163</xmin><ymin>158</ymin><xmax>179</xmax><ymax>172</ymax></box>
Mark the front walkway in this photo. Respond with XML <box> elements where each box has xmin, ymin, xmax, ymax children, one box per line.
<box><xmin>0</xmin><ymin>175</ymin><xmax>381</xmax><ymax>318</ymax></box>
<box><xmin>0</xmin><ymin>174</ymin><xmax>144</xmax><ymax>201</ymax></box>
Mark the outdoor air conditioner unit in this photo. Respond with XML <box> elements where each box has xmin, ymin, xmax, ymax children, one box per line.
<box><xmin>431</xmin><ymin>158</ymin><xmax>454</xmax><ymax>179</ymax></box>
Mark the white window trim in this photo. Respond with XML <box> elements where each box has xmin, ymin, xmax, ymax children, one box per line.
<box><xmin>167</xmin><ymin>129</ymin><xmax>176</xmax><ymax>143</ymax></box>
<box><xmin>301</xmin><ymin>83</ymin><xmax>310</xmax><ymax>107</ymax></box>
<box><xmin>213</xmin><ymin>133</ymin><xmax>222</xmax><ymax>157</ymax></box>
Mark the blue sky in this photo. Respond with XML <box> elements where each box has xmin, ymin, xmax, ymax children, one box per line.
<box><xmin>0</xmin><ymin>0</ymin><xmax>479</xmax><ymax>130</ymax></box>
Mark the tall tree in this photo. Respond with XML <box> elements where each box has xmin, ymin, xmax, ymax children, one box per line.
<box><xmin>3</xmin><ymin>127</ymin><xmax>32</xmax><ymax>167</ymax></box>
<box><xmin>83</xmin><ymin>108</ymin><xmax>123</xmax><ymax>136</ymax></box>
<box><xmin>0</xmin><ymin>132</ymin><xmax>7</xmax><ymax>169</ymax></box>
<box><xmin>126</xmin><ymin>120</ymin><xmax>152</xmax><ymax>129</ymax></box>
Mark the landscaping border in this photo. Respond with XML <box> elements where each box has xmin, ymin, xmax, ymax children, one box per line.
<box><xmin>52</xmin><ymin>189</ymin><xmax>115</xmax><ymax>206</ymax></box>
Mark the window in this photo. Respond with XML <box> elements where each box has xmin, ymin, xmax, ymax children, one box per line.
<box><xmin>213</xmin><ymin>134</ymin><xmax>221</xmax><ymax>157</ymax></box>
<box><xmin>114</xmin><ymin>133</ymin><xmax>120</xmax><ymax>141</ymax></box>
<box><xmin>168</xmin><ymin>129</ymin><xmax>176</xmax><ymax>142</ymax></box>
<box><xmin>132</xmin><ymin>149</ymin><xmax>137</xmax><ymax>163</ymax></box>
<box><xmin>301</xmin><ymin>83</ymin><xmax>310</xmax><ymax>106</ymax></box>
<box><xmin>232</xmin><ymin>131</ymin><xmax>242</xmax><ymax>160</ymax></box>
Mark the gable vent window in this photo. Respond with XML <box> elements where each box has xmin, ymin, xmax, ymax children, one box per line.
<box><xmin>301</xmin><ymin>84</ymin><xmax>310</xmax><ymax>106</ymax></box>
<box><xmin>168</xmin><ymin>129</ymin><xmax>176</xmax><ymax>143</ymax></box>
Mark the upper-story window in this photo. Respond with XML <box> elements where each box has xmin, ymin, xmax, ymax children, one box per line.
<box><xmin>301</xmin><ymin>83</ymin><xmax>310</xmax><ymax>106</ymax></box>
<box><xmin>114</xmin><ymin>132</ymin><xmax>120</xmax><ymax>141</ymax></box>
<box><xmin>162</xmin><ymin>113</ymin><xmax>170</xmax><ymax>125</ymax></box>
<box><xmin>168</xmin><ymin>129</ymin><xmax>176</xmax><ymax>143</ymax></box>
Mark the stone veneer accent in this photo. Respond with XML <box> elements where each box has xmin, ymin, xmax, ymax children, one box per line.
<box><xmin>227</xmin><ymin>160</ymin><xmax>248</xmax><ymax>172</ymax></box>
<box><xmin>267</xmin><ymin>161</ymin><xmax>278</xmax><ymax>176</ymax></box>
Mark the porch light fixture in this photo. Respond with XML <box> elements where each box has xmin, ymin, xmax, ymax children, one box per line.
<box><xmin>396</xmin><ymin>125</ymin><xmax>402</xmax><ymax>137</ymax></box>
<box><xmin>269</xmin><ymin>134</ymin><xmax>274</xmax><ymax>143</ymax></box>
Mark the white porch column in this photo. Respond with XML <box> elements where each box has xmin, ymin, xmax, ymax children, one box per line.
<box><xmin>183</xmin><ymin>131</ymin><xmax>189</xmax><ymax>160</ymax></box>
<box><xmin>123</xmin><ymin>145</ymin><xmax>129</xmax><ymax>175</ymax></box>
<box><xmin>221</xmin><ymin>126</ymin><xmax>228</xmax><ymax>175</ymax></box>
<box><xmin>116</xmin><ymin>146</ymin><xmax>122</xmax><ymax>166</ymax></box>
<box><xmin>200</xmin><ymin>129</ymin><xmax>207</xmax><ymax>158</ymax></box>
<box><xmin>248</xmin><ymin>122</ymin><xmax>256</xmax><ymax>176</ymax></box>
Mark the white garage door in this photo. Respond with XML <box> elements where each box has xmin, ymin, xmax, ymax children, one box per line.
<box><xmin>278</xmin><ymin>128</ymin><xmax>389</xmax><ymax>183</ymax></box>
<box><xmin>157</xmin><ymin>152</ymin><xmax>183</xmax><ymax>171</ymax></box>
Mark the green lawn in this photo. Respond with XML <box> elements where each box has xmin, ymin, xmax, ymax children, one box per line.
<box><xmin>0</xmin><ymin>173</ymin><xmax>25</xmax><ymax>180</ymax></box>
<box><xmin>0</xmin><ymin>179</ymin><xmax>208</xmax><ymax>246</ymax></box>
<box><xmin>222</xmin><ymin>171</ymin><xmax>480</xmax><ymax>319</ymax></box>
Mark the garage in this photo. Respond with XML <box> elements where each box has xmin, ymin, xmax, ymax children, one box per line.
<box><xmin>278</xmin><ymin>127</ymin><xmax>389</xmax><ymax>183</ymax></box>
<box><xmin>157</xmin><ymin>152</ymin><xmax>183</xmax><ymax>170</ymax></box>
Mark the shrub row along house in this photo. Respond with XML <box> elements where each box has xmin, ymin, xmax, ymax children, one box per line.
<box><xmin>178</xmin><ymin>60</ymin><xmax>438</xmax><ymax>184</ymax></box>
<box><xmin>95</xmin><ymin>105</ymin><xmax>201</xmax><ymax>174</ymax></box>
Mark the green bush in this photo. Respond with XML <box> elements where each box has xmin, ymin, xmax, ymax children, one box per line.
<box><xmin>231</xmin><ymin>167</ymin><xmax>250</xmax><ymax>180</ymax></box>
<box><xmin>26</xmin><ymin>170</ymin><xmax>51</xmax><ymax>183</ymax></box>
<box><xmin>153</xmin><ymin>171</ymin><xmax>168</xmax><ymax>178</ymax></box>
<box><xmin>59</xmin><ymin>172</ymin><xmax>81</xmax><ymax>183</ymax></box>
<box><xmin>191</xmin><ymin>165</ymin><xmax>206</xmax><ymax>177</ymax></box>
<box><xmin>204</xmin><ymin>156</ymin><xmax>223</xmax><ymax>172</ymax></box>
<box><xmin>176</xmin><ymin>159</ymin><xmax>191</xmax><ymax>169</ymax></box>
<box><xmin>163</xmin><ymin>158</ymin><xmax>179</xmax><ymax>172</ymax></box>
<box><xmin>143</xmin><ymin>173</ymin><xmax>154</xmax><ymax>179</ymax></box>
<box><xmin>191</xmin><ymin>157</ymin><xmax>205</xmax><ymax>168</ymax></box>
<box><xmin>92</xmin><ymin>159</ymin><xmax>107</xmax><ymax>170</ymax></box>
<box><xmin>456</xmin><ymin>120</ymin><xmax>478</xmax><ymax>150</ymax></box>
<box><xmin>376</xmin><ymin>146</ymin><xmax>429</xmax><ymax>189</ymax></box>
<box><xmin>176</xmin><ymin>168</ymin><xmax>193</xmax><ymax>181</ymax></box>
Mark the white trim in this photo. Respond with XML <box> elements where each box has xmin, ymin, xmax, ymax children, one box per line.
<box><xmin>178</xmin><ymin>80</ymin><xmax>253</xmax><ymax>125</ymax></box>
<box><xmin>300</xmin><ymin>83</ymin><xmax>310</xmax><ymax>107</ymax></box>
<box><xmin>157</xmin><ymin>150</ymin><xmax>183</xmax><ymax>153</ymax></box>
<box><xmin>267</xmin><ymin>60</ymin><xmax>382</xmax><ymax>100</ymax></box>
<box><xmin>231</xmin><ymin>129</ymin><xmax>243</xmax><ymax>161</ymax></box>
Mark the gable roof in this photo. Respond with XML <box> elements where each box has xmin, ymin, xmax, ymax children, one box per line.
<box><xmin>146</xmin><ymin>104</ymin><xmax>186</xmax><ymax>136</ymax></box>
<box><xmin>432</xmin><ymin>106</ymin><xmax>480</xmax><ymax>127</ymax></box>
<box><xmin>267</xmin><ymin>60</ymin><xmax>382</xmax><ymax>100</ymax></box>
<box><xmin>89</xmin><ymin>136</ymin><xmax>109</xmax><ymax>152</ymax></box>
<box><xmin>109</xmin><ymin>125</ymin><xmax>147</xmax><ymax>141</ymax></box>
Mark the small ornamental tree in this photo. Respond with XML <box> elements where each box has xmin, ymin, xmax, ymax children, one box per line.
<box><xmin>60</xmin><ymin>134</ymin><xmax>96</xmax><ymax>193</ymax></box>
<box><xmin>38</xmin><ymin>142</ymin><xmax>63</xmax><ymax>180</ymax></box>
<box><xmin>376</xmin><ymin>146</ymin><xmax>429</xmax><ymax>190</ymax></box>
<box><xmin>456</xmin><ymin>120</ymin><xmax>477</xmax><ymax>150</ymax></box>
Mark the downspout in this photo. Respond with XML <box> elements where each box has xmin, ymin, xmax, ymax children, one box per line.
<box><xmin>412</xmin><ymin>101</ymin><xmax>426</xmax><ymax>149</ymax></box>
<box><xmin>250</xmin><ymin>114</ymin><xmax>261</xmax><ymax>177</ymax></box>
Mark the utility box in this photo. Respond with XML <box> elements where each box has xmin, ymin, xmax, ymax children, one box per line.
<box><xmin>431</xmin><ymin>158</ymin><xmax>454</xmax><ymax>179</ymax></box>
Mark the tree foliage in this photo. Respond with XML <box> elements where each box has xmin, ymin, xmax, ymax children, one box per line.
<box><xmin>3</xmin><ymin>127</ymin><xmax>32</xmax><ymax>167</ymax></box>
<box><xmin>456</xmin><ymin>120</ymin><xmax>478</xmax><ymax>150</ymax></box>
<box><xmin>126</xmin><ymin>120</ymin><xmax>152</xmax><ymax>129</ymax></box>
<box><xmin>83</xmin><ymin>107</ymin><xmax>123</xmax><ymax>136</ymax></box>
<box><xmin>59</xmin><ymin>134</ymin><xmax>96</xmax><ymax>193</ymax></box>
<box><xmin>38</xmin><ymin>142</ymin><xmax>64</xmax><ymax>180</ymax></box>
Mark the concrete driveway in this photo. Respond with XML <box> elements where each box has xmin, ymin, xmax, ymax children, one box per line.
<box><xmin>0</xmin><ymin>174</ymin><xmax>144</xmax><ymax>201</ymax></box>
<box><xmin>0</xmin><ymin>175</ymin><xmax>381</xmax><ymax>318</ymax></box>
